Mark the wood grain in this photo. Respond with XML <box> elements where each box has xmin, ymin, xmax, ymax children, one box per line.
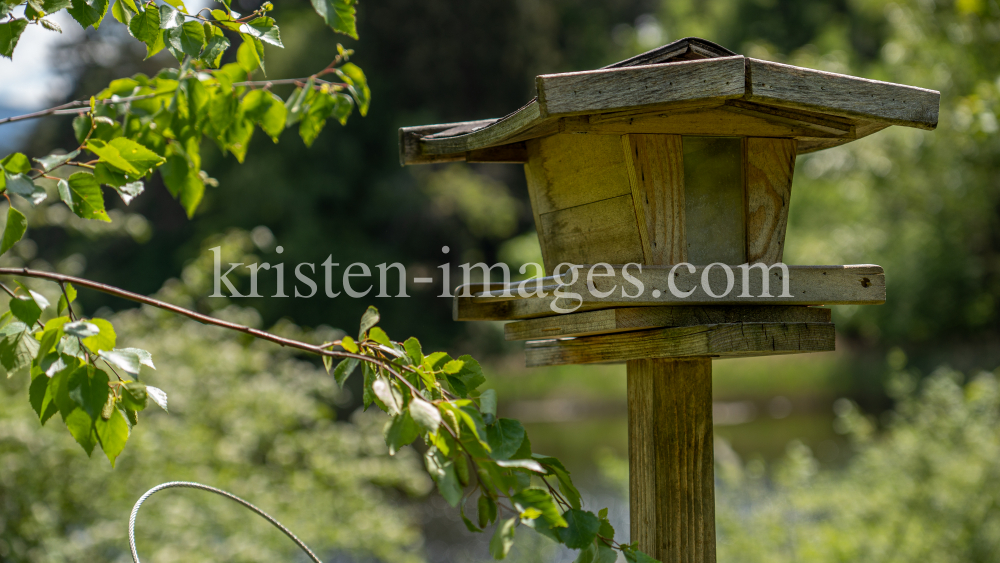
<box><xmin>527</xmin><ymin>133</ymin><xmax>634</xmax><ymax>215</ymax></box>
<box><xmin>537</xmin><ymin>56</ymin><xmax>746</xmax><ymax>117</ymax></box>
<box><xmin>746</xmin><ymin>138</ymin><xmax>796</xmax><ymax>264</ymax></box>
<box><xmin>622</xmin><ymin>134</ymin><xmax>687</xmax><ymax>265</ymax></box>
<box><xmin>683</xmin><ymin>137</ymin><xmax>747</xmax><ymax>265</ymax></box>
<box><xmin>504</xmin><ymin>305</ymin><xmax>831</xmax><ymax>340</ymax></box>
<box><xmin>466</xmin><ymin>264</ymin><xmax>886</xmax><ymax>310</ymax></box>
<box><xmin>746</xmin><ymin>58</ymin><xmax>940</xmax><ymax>130</ymax></box>
<box><xmin>628</xmin><ymin>357</ymin><xmax>716</xmax><ymax>563</ymax></box>
<box><xmin>538</xmin><ymin>195</ymin><xmax>645</xmax><ymax>271</ymax></box>
<box><xmin>566</xmin><ymin>108</ymin><xmax>845</xmax><ymax>138</ymax></box>
<box><xmin>524</xmin><ymin>322</ymin><xmax>836</xmax><ymax>366</ymax></box>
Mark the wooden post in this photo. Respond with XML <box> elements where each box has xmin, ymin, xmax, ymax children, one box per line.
<box><xmin>627</xmin><ymin>358</ymin><xmax>715</xmax><ymax>563</ymax></box>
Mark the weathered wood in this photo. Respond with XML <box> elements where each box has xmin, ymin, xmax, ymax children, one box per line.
<box><xmin>622</xmin><ymin>134</ymin><xmax>686</xmax><ymax>265</ymax></box>
<box><xmin>398</xmin><ymin>120</ymin><xmax>493</xmax><ymax>165</ymax></box>
<box><xmin>526</xmin><ymin>134</ymin><xmax>634</xmax><ymax>215</ymax></box>
<box><xmin>746</xmin><ymin>58</ymin><xmax>939</xmax><ymax>130</ymax></box>
<box><xmin>466</xmin><ymin>143</ymin><xmax>528</xmax><ymax>163</ymax></box>
<box><xmin>566</xmin><ymin>108</ymin><xmax>846</xmax><ymax>138</ymax></box>
<box><xmin>538</xmin><ymin>195</ymin><xmax>645</xmax><ymax>271</ymax></box>
<box><xmin>722</xmin><ymin>100</ymin><xmax>854</xmax><ymax>135</ymax></box>
<box><xmin>606</xmin><ymin>36</ymin><xmax>735</xmax><ymax>68</ymax></box>
<box><xmin>797</xmin><ymin>120</ymin><xmax>888</xmax><ymax>154</ymax></box>
<box><xmin>683</xmin><ymin>136</ymin><xmax>746</xmax><ymax>265</ymax></box>
<box><xmin>746</xmin><ymin>138</ymin><xmax>796</xmax><ymax>264</ymax></box>
<box><xmin>418</xmin><ymin>101</ymin><xmax>559</xmax><ymax>157</ymax></box>
<box><xmin>467</xmin><ymin>264</ymin><xmax>886</xmax><ymax>310</ymax></box>
<box><xmin>537</xmin><ymin>56</ymin><xmax>746</xmax><ymax>117</ymax></box>
<box><xmin>628</xmin><ymin>357</ymin><xmax>716</xmax><ymax>563</ymax></box>
<box><xmin>504</xmin><ymin>305</ymin><xmax>831</xmax><ymax>340</ymax></box>
<box><xmin>525</xmin><ymin>322</ymin><xmax>835</xmax><ymax>366</ymax></box>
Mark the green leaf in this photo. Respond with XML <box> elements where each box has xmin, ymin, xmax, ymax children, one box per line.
<box><xmin>146</xmin><ymin>385</ymin><xmax>167</xmax><ymax>411</ymax></box>
<box><xmin>110</xmin><ymin>0</ymin><xmax>136</xmax><ymax>25</ymax></box>
<box><xmin>118</xmin><ymin>346</ymin><xmax>154</xmax><ymax>369</ymax></box>
<box><xmin>366</xmin><ymin>326</ymin><xmax>392</xmax><ymax>347</ymax></box>
<box><xmin>95</xmin><ymin>406</ymin><xmax>129</xmax><ymax>466</ymax></box>
<box><xmin>338</xmin><ymin>62</ymin><xmax>370</xmax><ymax>116</ymax></box>
<box><xmin>166</xmin><ymin>20</ymin><xmax>205</xmax><ymax>57</ymax></box>
<box><xmin>478</xmin><ymin>494</ymin><xmax>497</xmax><ymax>528</ymax></box>
<box><xmin>554</xmin><ymin>510</ymin><xmax>601</xmax><ymax>550</ymax></box>
<box><xmin>88</xmin><ymin>137</ymin><xmax>163</xmax><ymax>177</ymax></box>
<box><xmin>201</xmin><ymin>33</ymin><xmax>229</xmax><ymax>68</ymax></box>
<box><xmin>409</xmin><ymin>398</ymin><xmax>441</xmax><ymax>433</ymax></box>
<box><xmin>161</xmin><ymin>0</ymin><xmax>185</xmax><ymax>12</ymax></box>
<box><xmin>121</xmin><ymin>381</ymin><xmax>147</xmax><ymax>411</ymax></box>
<box><xmin>372</xmin><ymin>377</ymin><xmax>403</xmax><ymax>415</ymax></box>
<box><xmin>460</xmin><ymin>501</ymin><xmax>483</xmax><ymax>533</ymax></box>
<box><xmin>0</xmin><ymin>206</ymin><xmax>26</xmax><ymax>256</ymax></box>
<box><xmin>80</xmin><ymin>318</ymin><xmax>115</xmax><ymax>353</ymax></box>
<box><xmin>487</xmin><ymin>418</ymin><xmax>526</xmax><ymax>461</ymax></box>
<box><xmin>359</xmin><ymin>305</ymin><xmax>379</xmax><ymax>339</ymax></box>
<box><xmin>340</xmin><ymin>335</ymin><xmax>359</xmax><ymax>353</ymax></box>
<box><xmin>9</xmin><ymin>295</ymin><xmax>41</xmax><ymax>326</ymax></box>
<box><xmin>127</xmin><ymin>4</ymin><xmax>159</xmax><ymax>42</ymax></box>
<box><xmin>621</xmin><ymin>545</ymin><xmax>660</xmax><ymax>563</ymax></box>
<box><xmin>5</xmin><ymin>171</ymin><xmax>46</xmax><ymax>205</ymax></box>
<box><xmin>384</xmin><ymin>411</ymin><xmax>419</xmax><ymax>455</ymax></box>
<box><xmin>57</xmin><ymin>282</ymin><xmax>77</xmax><ymax>315</ymax></box>
<box><xmin>63</xmin><ymin>173</ymin><xmax>110</xmax><ymax>222</ymax></box>
<box><xmin>34</xmin><ymin>150</ymin><xmax>80</xmax><ymax>172</ymax></box>
<box><xmin>159</xmin><ymin>155</ymin><xmax>203</xmax><ymax>218</ymax></box>
<box><xmin>0</xmin><ymin>322</ymin><xmax>38</xmax><ymax>375</ymax></box>
<box><xmin>298</xmin><ymin>92</ymin><xmax>335</xmax><ymax>148</ymax></box>
<box><xmin>2</xmin><ymin>153</ymin><xmax>30</xmax><ymax>174</ymax></box>
<box><xmin>0</xmin><ymin>19</ymin><xmax>28</xmax><ymax>59</ymax></box>
<box><xmin>333</xmin><ymin>357</ymin><xmax>358</xmax><ymax>387</ymax></box>
<box><xmin>114</xmin><ymin>181</ymin><xmax>144</xmax><ymax>205</ymax></box>
<box><xmin>403</xmin><ymin>337</ymin><xmax>423</xmax><ymax>366</ymax></box>
<box><xmin>479</xmin><ymin>389</ymin><xmax>497</xmax><ymax>423</ymax></box>
<box><xmin>489</xmin><ymin>517</ymin><xmax>517</xmax><ymax>560</ymax></box>
<box><xmin>64</xmin><ymin>320</ymin><xmax>99</xmax><ymax>338</ymax></box>
<box><xmin>99</xmin><ymin>349</ymin><xmax>141</xmax><ymax>375</ymax></box>
<box><xmin>244</xmin><ymin>16</ymin><xmax>281</xmax><ymax>47</ymax></box>
<box><xmin>236</xmin><ymin>35</ymin><xmax>264</xmax><ymax>74</ymax></box>
<box><xmin>68</xmin><ymin>0</ymin><xmax>109</xmax><ymax>30</ymax></box>
<box><xmin>512</xmin><ymin>489</ymin><xmax>567</xmax><ymax>527</ymax></box>
<box><xmin>240</xmin><ymin>89</ymin><xmax>286</xmax><ymax>142</ymax></box>
<box><xmin>424</xmin><ymin>447</ymin><xmax>464</xmax><ymax>506</ymax></box>
<box><xmin>309</xmin><ymin>0</ymin><xmax>357</xmax><ymax>39</ymax></box>
<box><xmin>157</xmin><ymin>3</ymin><xmax>183</xmax><ymax>29</ymax></box>
<box><xmin>29</xmin><ymin>371</ymin><xmax>58</xmax><ymax>423</ymax></box>
<box><xmin>36</xmin><ymin>327</ymin><xmax>62</xmax><ymax>362</ymax></box>
<box><xmin>64</xmin><ymin>407</ymin><xmax>96</xmax><ymax>455</ymax></box>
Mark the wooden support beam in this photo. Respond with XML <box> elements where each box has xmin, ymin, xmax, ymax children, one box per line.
<box><xmin>745</xmin><ymin>138</ymin><xmax>796</xmax><ymax>264</ymax></box>
<box><xmin>628</xmin><ymin>357</ymin><xmax>716</xmax><ymax>562</ymax></box>
<box><xmin>622</xmin><ymin>134</ymin><xmax>687</xmax><ymax>265</ymax></box>
<box><xmin>524</xmin><ymin>322</ymin><xmax>835</xmax><ymax>366</ymax></box>
<box><xmin>504</xmin><ymin>305</ymin><xmax>831</xmax><ymax>341</ymax></box>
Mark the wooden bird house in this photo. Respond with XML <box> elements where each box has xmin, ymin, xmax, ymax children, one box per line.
<box><xmin>399</xmin><ymin>37</ymin><xmax>939</xmax><ymax>562</ymax></box>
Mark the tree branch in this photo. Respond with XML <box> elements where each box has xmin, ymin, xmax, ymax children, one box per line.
<box><xmin>0</xmin><ymin>267</ymin><xmax>378</xmax><ymax>367</ymax></box>
<box><xmin>0</xmin><ymin>79</ymin><xmax>349</xmax><ymax>127</ymax></box>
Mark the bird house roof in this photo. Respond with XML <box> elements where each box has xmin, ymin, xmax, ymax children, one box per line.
<box><xmin>399</xmin><ymin>37</ymin><xmax>939</xmax><ymax>166</ymax></box>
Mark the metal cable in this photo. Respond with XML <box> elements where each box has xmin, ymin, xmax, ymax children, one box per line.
<box><xmin>129</xmin><ymin>481</ymin><xmax>323</xmax><ymax>563</ymax></box>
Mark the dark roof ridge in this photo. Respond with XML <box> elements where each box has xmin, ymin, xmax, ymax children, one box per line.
<box><xmin>603</xmin><ymin>37</ymin><xmax>737</xmax><ymax>69</ymax></box>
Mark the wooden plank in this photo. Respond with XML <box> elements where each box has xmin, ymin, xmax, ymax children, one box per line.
<box><xmin>683</xmin><ymin>136</ymin><xmax>746</xmax><ymax>265</ymax></box>
<box><xmin>468</xmin><ymin>264</ymin><xmax>886</xmax><ymax>308</ymax></box>
<box><xmin>746</xmin><ymin>138</ymin><xmax>796</xmax><ymax>264</ymax></box>
<box><xmin>722</xmin><ymin>100</ymin><xmax>854</xmax><ymax>135</ymax></box>
<box><xmin>797</xmin><ymin>120</ymin><xmax>888</xmax><ymax>154</ymax></box>
<box><xmin>621</xmin><ymin>134</ymin><xmax>686</xmax><ymax>264</ymax></box>
<box><xmin>628</xmin><ymin>358</ymin><xmax>716</xmax><ymax>563</ymax></box>
<box><xmin>466</xmin><ymin>143</ymin><xmax>528</xmax><ymax>163</ymax></box>
<box><xmin>504</xmin><ymin>305</ymin><xmax>831</xmax><ymax>340</ymax></box>
<box><xmin>567</xmin><ymin>108</ymin><xmax>844</xmax><ymax>138</ymax></box>
<box><xmin>419</xmin><ymin>100</ymin><xmax>557</xmax><ymax>156</ymax></box>
<box><xmin>746</xmin><ymin>58</ymin><xmax>940</xmax><ymax>130</ymax></box>
<box><xmin>605</xmin><ymin>37</ymin><xmax>735</xmax><ymax>68</ymax></box>
<box><xmin>538</xmin><ymin>195</ymin><xmax>645</xmax><ymax>271</ymax></box>
<box><xmin>524</xmin><ymin>322</ymin><xmax>836</xmax><ymax>366</ymax></box>
<box><xmin>527</xmin><ymin>133</ymin><xmax>634</xmax><ymax>215</ymax></box>
<box><xmin>537</xmin><ymin>56</ymin><xmax>746</xmax><ymax>117</ymax></box>
<box><xmin>398</xmin><ymin>119</ymin><xmax>496</xmax><ymax>165</ymax></box>
<box><xmin>523</xmin><ymin>142</ymin><xmax>554</xmax><ymax>271</ymax></box>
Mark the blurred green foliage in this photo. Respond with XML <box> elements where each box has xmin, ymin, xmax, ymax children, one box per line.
<box><xmin>0</xmin><ymin>260</ymin><xmax>431</xmax><ymax>561</ymax></box>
